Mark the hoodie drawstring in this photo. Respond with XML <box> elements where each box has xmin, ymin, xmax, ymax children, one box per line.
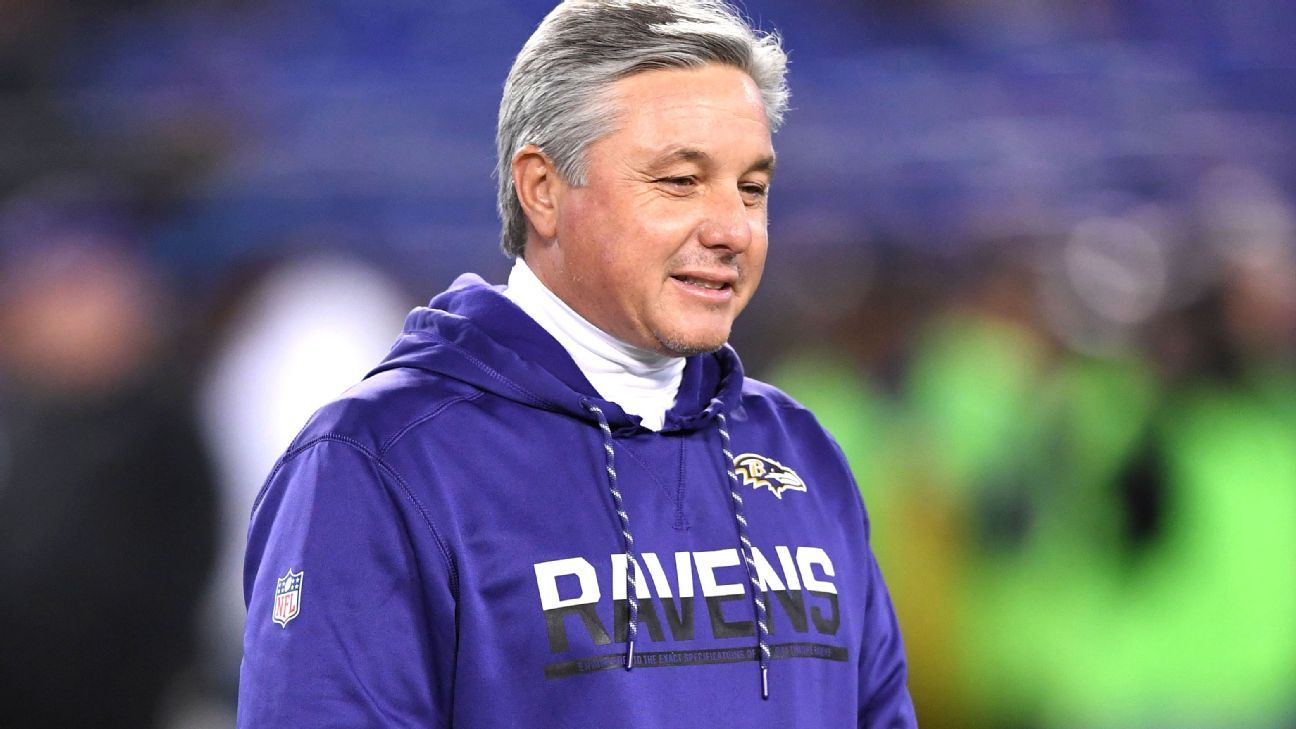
<box><xmin>583</xmin><ymin>400</ymin><xmax>770</xmax><ymax>699</ymax></box>
<box><xmin>715</xmin><ymin>409</ymin><xmax>772</xmax><ymax>700</ymax></box>
<box><xmin>584</xmin><ymin>401</ymin><xmax>640</xmax><ymax>670</ymax></box>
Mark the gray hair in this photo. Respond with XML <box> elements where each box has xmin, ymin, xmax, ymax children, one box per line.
<box><xmin>495</xmin><ymin>0</ymin><xmax>790</xmax><ymax>258</ymax></box>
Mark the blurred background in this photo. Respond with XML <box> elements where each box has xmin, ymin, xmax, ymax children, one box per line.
<box><xmin>1</xmin><ymin>0</ymin><xmax>1294</xmax><ymax>726</ymax></box>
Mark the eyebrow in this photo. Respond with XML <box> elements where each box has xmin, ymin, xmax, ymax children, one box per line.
<box><xmin>645</xmin><ymin>147</ymin><xmax>777</xmax><ymax>176</ymax></box>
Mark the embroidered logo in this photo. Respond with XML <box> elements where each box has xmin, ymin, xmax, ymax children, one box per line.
<box><xmin>734</xmin><ymin>453</ymin><xmax>807</xmax><ymax>499</ymax></box>
<box><xmin>273</xmin><ymin>569</ymin><xmax>303</xmax><ymax>627</ymax></box>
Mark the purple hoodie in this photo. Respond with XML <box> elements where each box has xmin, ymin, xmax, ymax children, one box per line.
<box><xmin>238</xmin><ymin>274</ymin><xmax>916</xmax><ymax>727</ymax></box>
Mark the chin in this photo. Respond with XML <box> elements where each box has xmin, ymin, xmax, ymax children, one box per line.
<box><xmin>652</xmin><ymin>326</ymin><xmax>731</xmax><ymax>357</ymax></box>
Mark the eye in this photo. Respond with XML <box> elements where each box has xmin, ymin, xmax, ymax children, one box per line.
<box><xmin>657</xmin><ymin>176</ymin><xmax>699</xmax><ymax>192</ymax></box>
<box><xmin>740</xmin><ymin>182</ymin><xmax>769</xmax><ymax>205</ymax></box>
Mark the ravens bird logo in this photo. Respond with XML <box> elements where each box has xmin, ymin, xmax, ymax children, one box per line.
<box><xmin>733</xmin><ymin>453</ymin><xmax>807</xmax><ymax>499</ymax></box>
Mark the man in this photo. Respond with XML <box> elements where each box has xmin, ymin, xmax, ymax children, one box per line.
<box><xmin>238</xmin><ymin>1</ymin><xmax>916</xmax><ymax>726</ymax></box>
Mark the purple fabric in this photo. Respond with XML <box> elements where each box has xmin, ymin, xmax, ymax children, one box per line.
<box><xmin>238</xmin><ymin>274</ymin><xmax>916</xmax><ymax>727</ymax></box>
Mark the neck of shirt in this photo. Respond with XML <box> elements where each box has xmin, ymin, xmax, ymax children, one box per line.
<box><xmin>502</xmin><ymin>258</ymin><xmax>685</xmax><ymax>432</ymax></box>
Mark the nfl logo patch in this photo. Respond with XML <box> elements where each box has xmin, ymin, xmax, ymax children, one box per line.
<box><xmin>273</xmin><ymin>569</ymin><xmax>303</xmax><ymax>627</ymax></box>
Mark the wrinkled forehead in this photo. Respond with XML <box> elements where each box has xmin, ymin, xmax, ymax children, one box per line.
<box><xmin>595</xmin><ymin>65</ymin><xmax>774</xmax><ymax>155</ymax></box>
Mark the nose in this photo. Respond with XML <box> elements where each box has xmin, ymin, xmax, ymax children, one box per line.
<box><xmin>696</xmin><ymin>186</ymin><xmax>754</xmax><ymax>253</ymax></box>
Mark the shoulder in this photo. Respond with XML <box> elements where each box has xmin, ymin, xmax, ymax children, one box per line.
<box><xmin>736</xmin><ymin>375</ymin><xmax>856</xmax><ymax>481</ymax></box>
<box><xmin>249</xmin><ymin>367</ymin><xmax>470</xmax><ymax>560</ymax></box>
<box><xmin>739</xmin><ymin>375</ymin><xmax>819</xmax><ymax>422</ymax></box>
<box><xmin>283</xmin><ymin>366</ymin><xmax>484</xmax><ymax>463</ymax></box>
<box><xmin>735</xmin><ymin>376</ymin><xmax>847</xmax><ymax>460</ymax></box>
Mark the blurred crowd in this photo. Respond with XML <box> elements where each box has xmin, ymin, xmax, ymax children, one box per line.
<box><xmin>1</xmin><ymin>1</ymin><xmax>1294</xmax><ymax>727</ymax></box>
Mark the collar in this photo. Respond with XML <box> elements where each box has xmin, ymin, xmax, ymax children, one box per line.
<box><xmin>502</xmin><ymin>258</ymin><xmax>685</xmax><ymax>431</ymax></box>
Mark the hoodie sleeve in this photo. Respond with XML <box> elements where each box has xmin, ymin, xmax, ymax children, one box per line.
<box><xmin>835</xmin><ymin>441</ymin><xmax>917</xmax><ymax>728</ymax></box>
<box><xmin>858</xmin><ymin>547</ymin><xmax>918</xmax><ymax>728</ymax></box>
<box><xmin>238</xmin><ymin>438</ymin><xmax>456</xmax><ymax>728</ymax></box>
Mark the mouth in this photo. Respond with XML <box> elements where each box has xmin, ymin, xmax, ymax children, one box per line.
<box><xmin>669</xmin><ymin>271</ymin><xmax>738</xmax><ymax>304</ymax></box>
<box><xmin>671</xmin><ymin>274</ymin><xmax>732</xmax><ymax>292</ymax></box>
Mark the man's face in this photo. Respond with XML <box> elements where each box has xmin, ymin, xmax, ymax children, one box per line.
<box><xmin>540</xmin><ymin>64</ymin><xmax>774</xmax><ymax>356</ymax></box>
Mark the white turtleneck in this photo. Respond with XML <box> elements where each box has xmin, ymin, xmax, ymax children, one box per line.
<box><xmin>502</xmin><ymin>258</ymin><xmax>685</xmax><ymax>431</ymax></box>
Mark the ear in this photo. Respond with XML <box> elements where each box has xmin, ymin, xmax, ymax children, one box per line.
<box><xmin>512</xmin><ymin>144</ymin><xmax>562</xmax><ymax>242</ymax></box>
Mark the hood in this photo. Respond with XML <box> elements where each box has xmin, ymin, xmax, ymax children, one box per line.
<box><xmin>368</xmin><ymin>273</ymin><xmax>774</xmax><ymax>697</ymax></box>
<box><xmin>367</xmin><ymin>273</ymin><xmax>746</xmax><ymax>436</ymax></box>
